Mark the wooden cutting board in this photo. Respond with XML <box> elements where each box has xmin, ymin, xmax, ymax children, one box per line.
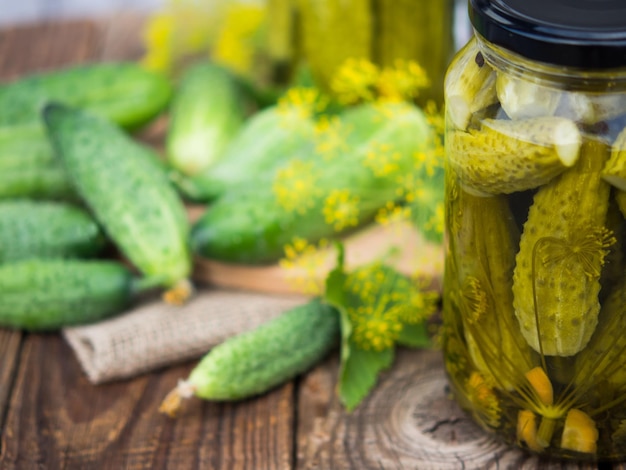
<box><xmin>191</xmin><ymin>219</ymin><xmax>443</xmax><ymax>295</ymax></box>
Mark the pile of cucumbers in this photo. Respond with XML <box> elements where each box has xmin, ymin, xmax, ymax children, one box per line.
<box><xmin>0</xmin><ymin>58</ymin><xmax>436</xmax><ymax>333</ymax></box>
<box><xmin>0</xmin><ymin>62</ymin><xmax>190</xmax><ymax>331</ymax></box>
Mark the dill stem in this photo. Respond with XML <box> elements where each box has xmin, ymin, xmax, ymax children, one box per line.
<box><xmin>536</xmin><ymin>416</ymin><xmax>557</xmax><ymax>449</ymax></box>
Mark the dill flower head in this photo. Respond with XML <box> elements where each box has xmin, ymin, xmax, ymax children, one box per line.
<box><xmin>279</xmin><ymin>237</ymin><xmax>329</xmax><ymax>295</ymax></box>
<box><xmin>363</xmin><ymin>142</ymin><xmax>402</xmax><ymax>178</ymax></box>
<box><xmin>466</xmin><ymin>371</ymin><xmax>501</xmax><ymax>428</ymax></box>
<box><xmin>330</xmin><ymin>58</ymin><xmax>380</xmax><ymax>105</ymax></box>
<box><xmin>277</xmin><ymin>87</ymin><xmax>328</xmax><ymax>123</ymax></box>
<box><xmin>375</xmin><ymin>202</ymin><xmax>411</xmax><ymax>226</ymax></box>
<box><xmin>272</xmin><ymin>159</ymin><xmax>320</xmax><ymax>214</ymax></box>
<box><xmin>314</xmin><ymin>115</ymin><xmax>350</xmax><ymax>160</ymax></box>
<box><xmin>212</xmin><ymin>2</ymin><xmax>267</xmax><ymax>76</ymax></box>
<box><xmin>462</xmin><ymin>277</ymin><xmax>489</xmax><ymax>324</ymax></box>
<box><xmin>377</xmin><ymin>60</ymin><xmax>430</xmax><ymax>103</ymax></box>
<box><xmin>141</xmin><ymin>2</ymin><xmax>223</xmax><ymax>73</ymax></box>
<box><xmin>141</xmin><ymin>13</ymin><xmax>177</xmax><ymax>71</ymax></box>
<box><xmin>141</xmin><ymin>0</ymin><xmax>266</xmax><ymax>76</ymax></box>
<box><xmin>345</xmin><ymin>263</ymin><xmax>438</xmax><ymax>351</ymax></box>
<box><xmin>322</xmin><ymin>189</ymin><xmax>360</xmax><ymax>232</ymax></box>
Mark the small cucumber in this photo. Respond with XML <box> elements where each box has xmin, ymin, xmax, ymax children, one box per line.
<box><xmin>191</xmin><ymin>102</ymin><xmax>435</xmax><ymax>263</ymax></box>
<box><xmin>0</xmin><ymin>164</ymin><xmax>76</xmax><ymax>201</ymax></box>
<box><xmin>159</xmin><ymin>298</ymin><xmax>339</xmax><ymax>414</ymax></box>
<box><xmin>0</xmin><ymin>259</ymin><xmax>137</xmax><ymax>331</ymax></box>
<box><xmin>0</xmin><ymin>62</ymin><xmax>172</xmax><ymax>130</ymax></box>
<box><xmin>44</xmin><ymin>103</ymin><xmax>191</xmax><ymax>293</ymax></box>
<box><xmin>173</xmin><ymin>101</ymin><xmax>317</xmax><ymax>203</ymax></box>
<box><xmin>0</xmin><ymin>200</ymin><xmax>105</xmax><ymax>262</ymax></box>
<box><xmin>0</xmin><ymin>126</ymin><xmax>53</xmax><ymax>171</ymax></box>
<box><xmin>166</xmin><ymin>62</ymin><xmax>247</xmax><ymax>176</ymax></box>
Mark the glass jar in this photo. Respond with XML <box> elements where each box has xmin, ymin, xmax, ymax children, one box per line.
<box><xmin>267</xmin><ymin>0</ymin><xmax>455</xmax><ymax>104</ymax></box>
<box><xmin>443</xmin><ymin>0</ymin><xmax>626</xmax><ymax>461</ymax></box>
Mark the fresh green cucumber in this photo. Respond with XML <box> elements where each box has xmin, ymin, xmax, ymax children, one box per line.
<box><xmin>191</xmin><ymin>102</ymin><xmax>435</xmax><ymax>263</ymax></box>
<box><xmin>0</xmin><ymin>164</ymin><xmax>76</xmax><ymax>201</ymax></box>
<box><xmin>173</xmin><ymin>100</ymin><xmax>317</xmax><ymax>202</ymax></box>
<box><xmin>0</xmin><ymin>126</ymin><xmax>53</xmax><ymax>171</ymax></box>
<box><xmin>166</xmin><ymin>62</ymin><xmax>247</xmax><ymax>176</ymax></box>
<box><xmin>43</xmin><ymin>103</ymin><xmax>191</xmax><ymax>293</ymax></box>
<box><xmin>159</xmin><ymin>298</ymin><xmax>339</xmax><ymax>414</ymax></box>
<box><xmin>0</xmin><ymin>62</ymin><xmax>172</xmax><ymax>130</ymax></box>
<box><xmin>0</xmin><ymin>259</ymin><xmax>138</xmax><ymax>330</ymax></box>
<box><xmin>0</xmin><ymin>200</ymin><xmax>105</xmax><ymax>262</ymax></box>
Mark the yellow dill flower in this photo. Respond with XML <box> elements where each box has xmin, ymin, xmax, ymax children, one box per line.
<box><xmin>322</xmin><ymin>189</ymin><xmax>360</xmax><ymax>231</ymax></box>
<box><xmin>212</xmin><ymin>3</ymin><xmax>266</xmax><ymax>75</ymax></box>
<box><xmin>277</xmin><ymin>87</ymin><xmax>327</xmax><ymax>123</ymax></box>
<box><xmin>272</xmin><ymin>159</ymin><xmax>320</xmax><ymax>214</ymax></box>
<box><xmin>141</xmin><ymin>3</ymin><xmax>216</xmax><ymax>73</ymax></box>
<box><xmin>141</xmin><ymin>13</ymin><xmax>176</xmax><ymax>71</ymax></box>
<box><xmin>397</xmin><ymin>286</ymin><xmax>439</xmax><ymax>326</ymax></box>
<box><xmin>363</xmin><ymin>141</ymin><xmax>403</xmax><ymax>178</ymax></box>
<box><xmin>345</xmin><ymin>263</ymin><xmax>436</xmax><ymax>351</ymax></box>
<box><xmin>348</xmin><ymin>302</ymin><xmax>403</xmax><ymax>352</ymax></box>
<box><xmin>377</xmin><ymin>60</ymin><xmax>430</xmax><ymax>103</ymax></box>
<box><xmin>314</xmin><ymin>115</ymin><xmax>350</xmax><ymax>160</ymax></box>
<box><xmin>375</xmin><ymin>202</ymin><xmax>411</xmax><ymax>226</ymax></box>
<box><xmin>330</xmin><ymin>58</ymin><xmax>380</xmax><ymax>105</ymax></box>
<box><xmin>466</xmin><ymin>372</ymin><xmax>501</xmax><ymax>428</ymax></box>
<box><xmin>279</xmin><ymin>237</ymin><xmax>329</xmax><ymax>295</ymax></box>
<box><xmin>424</xmin><ymin>100</ymin><xmax>445</xmax><ymax>136</ymax></box>
<box><xmin>462</xmin><ymin>276</ymin><xmax>489</xmax><ymax>324</ymax></box>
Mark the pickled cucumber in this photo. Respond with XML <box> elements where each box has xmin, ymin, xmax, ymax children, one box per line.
<box><xmin>448</xmin><ymin>186</ymin><xmax>535</xmax><ymax>389</ymax></box>
<box><xmin>512</xmin><ymin>138</ymin><xmax>613</xmax><ymax>357</ymax></box>
<box><xmin>616</xmin><ymin>190</ymin><xmax>626</xmax><ymax>219</ymax></box>
<box><xmin>574</xmin><ymin>277</ymin><xmax>626</xmax><ymax>391</ymax></box>
<box><xmin>560</xmin><ymin>92</ymin><xmax>626</xmax><ymax>125</ymax></box>
<box><xmin>448</xmin><ymin>116</ymin><xmax>581</xmax><ymax>196</ymax></box>
<box><xmin>497</xmin><ymin>74</ymin><xmax>626</xmax><ymax>124</ymax></box>
<box><xmin>496</xmin><ymin>74</ymin><xmax>560</xmax><ymax>120</ymax></box>
<box><xmin>444</xmin><ymin>38</ymin><xmax>497</xmax><ymax>131</ymax></box>
<box><xmin>603</xmin><ymin>126</ymin><xmax>626</xmax><ymax>191</ymax></box>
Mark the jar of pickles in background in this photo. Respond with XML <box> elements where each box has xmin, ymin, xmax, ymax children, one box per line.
<box><xmin>267</xmin><ymin>0</ymin><xmax>456</xmax><ymax>104</ymax></box>
<box><xmin>443</xmin><ymin>0</ymin><xmax>626</xmax><ymax>461</ymax></box>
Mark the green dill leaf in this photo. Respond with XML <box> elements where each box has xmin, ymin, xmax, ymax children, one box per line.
<box><xmin>396</xmin><ymin>322</ymin><xmax>431</xmax><ymax>348</ymax></box>
<box><xmin>339</xmin><ymin>342</ymin><xmax>394</xmax><ymax>411</ymax></box>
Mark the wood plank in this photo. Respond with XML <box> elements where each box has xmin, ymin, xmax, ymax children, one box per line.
<box><xmin>0</xmin><ymin>335</ymin><xmax>295</xmax><ymax>469</ymax></box>
<box><xmin>0</xmin><ymin>20</ymin><xmax>100</xmax><ymax>80</ymax></box>
<box><xmin>0</xmin><ymin>331</ymin><xmax>22</xmax><ymax>430</ymax></box>
<box><xmin>297</xmin><ymin>348</ymin><xmax>615</xmax><ymax>469</ymax></box>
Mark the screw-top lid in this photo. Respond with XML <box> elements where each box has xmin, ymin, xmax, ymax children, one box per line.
<box><xmin>470</xmin><ymin>0</ymin><xmax>626</xmax><ymax>69</ymax></box>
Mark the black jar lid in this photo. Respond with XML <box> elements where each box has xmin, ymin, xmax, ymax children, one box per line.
<box><xmin>469</xmin><ymin>0</ymin><xmax>626</xmax><ymax>69</ymax></box>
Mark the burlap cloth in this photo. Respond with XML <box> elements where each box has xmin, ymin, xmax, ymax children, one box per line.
<box><xmin>62</xmin><ymin>289</ymin><xmax>307</xmax><ymax>384</ymax></box>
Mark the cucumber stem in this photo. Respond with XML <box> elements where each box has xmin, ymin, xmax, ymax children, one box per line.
<box><xmin>162</xmin><ymin>278</ymin><xmax>195</xmax><ymax>306</ymax></box>
<box><xmin>159</xmin><ymin>379</ymin><xmax>197</xmax><ymax>418</ymax></box>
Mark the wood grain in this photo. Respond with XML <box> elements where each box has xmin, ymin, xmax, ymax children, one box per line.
<box><xmin>296</xmin><ymin>348</ymin><xmax>618</xmax><ymax>470</ymax></box>
<box><xmin>0</xmin><ymin>334</ymin><xmax>295</xmax><ymax>469</ymax></box>
<box><xmin>0</xmin><ymin>21</ymin><xmax>100</xmax><ymax>80</ymax></box>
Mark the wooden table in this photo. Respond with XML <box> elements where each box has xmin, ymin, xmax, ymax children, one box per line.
<box><xmin>0</xmin><ymin>16</ymin><xmax>623</xmax><ymax>470</ymax></box>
